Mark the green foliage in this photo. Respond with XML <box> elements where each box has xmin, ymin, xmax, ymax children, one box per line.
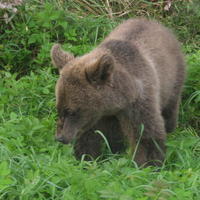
<box><xmin>51</xmin><ymin>0</ymin><xmax>200</xmax><ymax>50</ymax></box>
<box><xmin>0</xmin><ymin>161</ymin><xmax>14</xmax><ymax>191</ymax></box>
<box><xmin>0</xmin><ymin>2</ymin><xmax>114</xmax><ymax>76</ymax></box>
<box><xmin>1</xmin><ymin>0</ymin><xmax>200</xmax><ymax>76</ymax></box>
<box><xmin>0</xmin><ymin>1</ymin><xmax>200</xmax><ymax>199</ymax></box>
<box><xmin>163</xmin><ymin>0</ymin><xmax>200</xmax><ymax>51</ymax></box>
<box><xmin>0</xmin><ymin>69</ymin><xmax>56</xmax><ymax>121</ymax></box>
<box><xmin>180</xmin><ymin>50</ymin><xmax>200</xmax><ymax>129</ymax></box>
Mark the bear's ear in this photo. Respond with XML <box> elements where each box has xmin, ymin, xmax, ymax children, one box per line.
<box><xmin>51</xmin><ymin>44</ymin><xmax>74</xmax><ymax>71</ymax></box>
<box><xmin>85</xmin><ymin>54</ymin><xmax>114</xmax><ymax>86</ymax></box>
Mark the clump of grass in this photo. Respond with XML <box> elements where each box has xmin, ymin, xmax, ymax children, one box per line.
<box><xmin>0</xmin><ymin>2</ymin><xmax>115</xmax><ymax>76</ymax></box>
<box><xmin>180</xmin><ymin>50</ymin><xmax>200</xmax><ymax>130</ymax></box>
<box><xmin>61</xmin><ymin>0</ymin><xmax>166</xmax><ymax>19</ymax></box>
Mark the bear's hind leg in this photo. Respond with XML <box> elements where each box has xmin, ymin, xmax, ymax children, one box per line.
<box><xmin>132</xmin><ymin>97</ymin><xmax>167</xmax><ymax>166</ymax></box>
<box><xmin>162</xmin><ymin>97</ymin><xmax>181</xmax><ymax>133</ymax></box>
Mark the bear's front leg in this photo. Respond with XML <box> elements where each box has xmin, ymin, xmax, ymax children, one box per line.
<box><xmin>74</xmin><ymin>130</ymin><xmax>103</xmax><ymax>160</ymax></box>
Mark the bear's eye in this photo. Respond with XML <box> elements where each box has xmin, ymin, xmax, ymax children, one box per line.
<box><xmin>63</xmin><ymin>108</ymin><xmax>79</xmax><ymax>118</ymax></box>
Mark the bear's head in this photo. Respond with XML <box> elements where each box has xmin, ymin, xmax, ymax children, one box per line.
<box><xmin>51</xmin><ymin>44</ymin><xmax>126</xmax><ymax>144</ymax></box>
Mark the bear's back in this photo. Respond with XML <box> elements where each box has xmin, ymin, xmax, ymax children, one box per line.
<box><xmin>102</xmin><ymin>18</ymin><xmax>185</xmax><ymax>109</ymax></box>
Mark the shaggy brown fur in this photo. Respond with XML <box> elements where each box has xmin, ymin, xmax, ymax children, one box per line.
<box><xmin>51</xmin><ymin>18</ymin><xmax>185</xmax><ymax>166</ymax></box>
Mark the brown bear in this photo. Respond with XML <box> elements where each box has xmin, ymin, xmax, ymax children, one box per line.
<box><xmin>51</xmin><ymin>18</ymin><xmax>185</xmax><ymax>166</ymax></box>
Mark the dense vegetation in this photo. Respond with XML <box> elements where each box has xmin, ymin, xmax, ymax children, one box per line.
<box><xmin>0</xmin><ymin>1</ymin><xmax>200</xmax><ymax>199</ymax></box>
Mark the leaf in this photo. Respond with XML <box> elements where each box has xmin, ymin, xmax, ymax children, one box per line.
<box><xmin>0</xmin><ymin>161</ymin><xmax>10</xmax><ymax>177</ymax></box>
<box><xmin>42</xmin><ymin>88</ymin><xmax>50</xmax><ymax>94</ymax></box>
<box><xmin>10</xmin><ymin>112</ymin><xmax>17</xmax><ymax>120</ymax></box>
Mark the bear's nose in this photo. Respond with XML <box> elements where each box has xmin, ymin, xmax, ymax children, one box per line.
<box><xmin>55</xmin><ymin>135</ymin><xmax>64</xmax><ymax>143</ymax></box>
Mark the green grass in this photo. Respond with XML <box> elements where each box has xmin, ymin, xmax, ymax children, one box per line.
<box><xmin>0</xmin><ymin>1</ymin><xmax>200</xmax><ymax>199</ymax></box>
<box><xmin>0</xmin><ymin>51</ymin><xmax>200</xmax><ymax>199</ymax></box>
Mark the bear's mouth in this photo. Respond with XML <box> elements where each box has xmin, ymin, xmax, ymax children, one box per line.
<box><xmin>57</xmin><ymin>115</ymin><xmax>102</xmax><ymax>145</ymax></box>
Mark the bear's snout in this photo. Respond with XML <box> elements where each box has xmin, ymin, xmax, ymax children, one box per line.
<box><xmin>55</xmin><ymin>135</ymin><xmax>69</xmax><ymax>144</ymax></box>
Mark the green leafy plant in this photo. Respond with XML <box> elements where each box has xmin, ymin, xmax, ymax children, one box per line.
<box><xmin>0</xmin><ymin>1</ymin><xmax>200</xmax><ymax>199</ymax></box>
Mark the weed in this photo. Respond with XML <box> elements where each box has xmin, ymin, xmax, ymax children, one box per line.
<box><xmin>0</xmin><ymin>0</ymin><xmax>200</xmax><ymax>199</ymax></box>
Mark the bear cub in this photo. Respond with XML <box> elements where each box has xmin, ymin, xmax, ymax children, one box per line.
<box><xmin>51</xmin><ymin>18</ymin><xmax>185</xmax><ymax>166</ymax></box>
